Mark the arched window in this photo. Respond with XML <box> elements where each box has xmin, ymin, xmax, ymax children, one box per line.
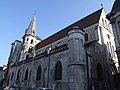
<box><xmin>105</xmin><ymin>20</ymin><xmax>108</xmax><ymax>29</ymax></box>
<box><xmin>55</xmin><ymin>61</ymin><xmax>62</xmax><ymax>80</ymax></box>
<box><xmin>28</xmin><ymin>47</ymin><xmax>32</xmax><ymax>53</ymax></box>
<box><xmin>102</xmin><ymin>18</ymin><xmax>105</xmax><ymax>27</ymax></box>
<box><xmin>27</xmin><ymin>38</ymin><xmax>29</xmax><ymax>41</ymax></box>
<box><xmin>16</xmin><ymin>70</ymin><xmax>20</xmax><ymax>80</ymax></box>
<box><xmin>31</xmin><ymin>39</ymin><xmax>33</xmax><ymax>44</ymax></box>
<box><xmin>11</xmin><ymin>72</ymin><xmax>14</xmax><ymax>81</ymax></box>
<box><xmin>107</xmin><ymin>42</ymin><xmax>109</xmax><ymax>50</ymax></box>
<box><xmin>107</xmin><ymin>34</ymin><xmax>110</xmax><ymax>40</ymax></box>
<box><xmin>112</xmin><ymin>46</ymin><xmax>116</xmax><ymax>58</ymax></box>
<box><xmin>26</xmin><ymin>54</ymin><xmax>29</xmax><ymax>59</ymax></box>
<box><xmin>85</xmin><ymin>33</ymin><xmax>88</xmax><ymax>42</ymax></box>
<box><xmin>33</xmin><ymin>31</ymin><xmax>35</xmax><ymax>34</ymax></box>
<box><xmin>109</xmin><ymin>42</ymin><xmax>112</xmax><ymax>56</ymax></box>
<box><xmin>36</xmin><ymin>65</ymin><xmax>41</xmax><ymax>80</ymax></box>
<box><xmin>97</xmin><ymin>63</ymin><xmax>103</xmax><ymax>81</ymax></box>
<box><xmin>24</xmin><ymin>68</ymin><xmax>28</xmax><ymax>80</ymax></box>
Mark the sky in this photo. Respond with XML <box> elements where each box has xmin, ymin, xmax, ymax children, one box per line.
<box><xmin>0</xmin><ymin>0</ymin><xmax>115</xmax><ymax>66</ymax></box>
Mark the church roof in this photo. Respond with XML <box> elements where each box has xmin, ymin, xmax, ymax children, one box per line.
<box><xmin>111</xmin><ymin>0</ymin><xmax>120</xmax><ymax>12</ymax></box>
<box><xmin>36</xmin><ymin>8</ymin><xmax>102</xmax><ymax>50</ymax></box>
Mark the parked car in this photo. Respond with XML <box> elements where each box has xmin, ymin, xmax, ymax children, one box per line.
<box><xmin>4</xmin><ymin>86</ymin><xmax>15</xmax><ymax>90</ymax></box>
<box><xmin>8</xmin><ymin>86</ymin><xmax>15</xmax><ymax>90</ymax></box>
<box><xmin>36</xmin><ymin>87</ymin><xmax>53</xmax><ymax>90</ymax></box>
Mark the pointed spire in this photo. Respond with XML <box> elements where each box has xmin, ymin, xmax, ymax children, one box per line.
<box><xmin>25</xmin><ymin>13</ymin><xmax>36</xmax><ymax>36</ymax></box>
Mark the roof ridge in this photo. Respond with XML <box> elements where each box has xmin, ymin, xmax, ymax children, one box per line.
<box><xmin>36</xmin><ymin>8</ymin><xmax>103</xmax><ymax>50</ymax></box>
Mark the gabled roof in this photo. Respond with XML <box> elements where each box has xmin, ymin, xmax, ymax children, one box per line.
<box><xmin>36</xmin><ymin>8</ymin><xmax>102</xmax><ymax>50</ymax></box>
<box><xmin>112</xmin><ymin>0</ymin><xmax>120</xmax><ymax>12</ymax></box>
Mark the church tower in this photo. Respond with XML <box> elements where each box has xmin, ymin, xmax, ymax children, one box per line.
<box><xmin>68</xmin><ymin>26</ymin><xmax>86</xmax><ymax>90</ymax></box>
<box><xmin>20</xmin><ymin>14</ymin><xmax>41</xmax><ymax>61</ymax></box>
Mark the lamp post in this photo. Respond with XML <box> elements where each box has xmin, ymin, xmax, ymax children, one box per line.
<box><xmin>47</xmin><ymin>48</ymin><xmax>51</xmax><ymax>88</ymax></box>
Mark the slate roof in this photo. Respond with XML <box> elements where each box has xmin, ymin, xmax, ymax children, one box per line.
<box><xmin>112</xmin><ymin>0</ymin><xmax>120</xmax><ymax>12</ymax></box>
<box><xmin>36</xmin><ymin>8</ymin><xmax>102</xmax><ymax>50</ymax></box>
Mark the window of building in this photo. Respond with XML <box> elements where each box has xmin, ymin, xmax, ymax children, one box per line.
<box><xmin>36</xmin><ymin>65</ymin><xmax>41</xmax><ymax>80</ymax></box>
<box><xmin>102</xmin><ymin>18</ymin><xmax>105</xmax><ymax>27</ymax></box>
<box><xmin>28</xmin><ymin>47</ymin><xmax>32</xmax><ymax>53</ymax></box>
<box><xmin>99</xmin><ymin>26</ymin><xmax>104</xmax><ymax>43</ymax></box>
<box><xmin>27</xmin><ymin>38</ymin><xmax>29</xmax><ymax>41</ymax></box>
<box><xmin>107</xmin><ymin>42</ymin><xmax>110</xmax><ymax>52</ymax></box>
<box><xmin>97</xmin><ymin>63</ymin><xmax>103</xmax><ymax>81</ymax></box>
<box><xmin>24</xmin><ymin>68</ymin><xmax>28</xmax><ymax>80</ymax></box>
<box><xmin>118</xmin><ymin>21</ymin><xmax>120</xmax><ymax>30</ymax></box>
<box><xmin>55</xmin><ymin>61</ymin><xmax>62</xmax><ymax>80</ymax></box>
<box><xmin>7</xmin><ymin>75</ymin><xmax>10</xmax><ymax>85</ymax></box>
<box><xmin>112</xmin><ymin>46</ymin><xmax>116</xmax><ymax>59</ymax></box>
<box><xmin>107</xmin><ymin>34</ymin><xmax>110</xmax><ymax>40</ymax></box>
<box><xmin>11</xmin><ymin>72</ymin><xmax>14</xmax><ymax>81</ymax></box>
<box><xmin>26</xmin><ymin>54</ymin><xmax>29</xmax><ymax>59</ymax></box>
<box><xmin>33</xmin><ymin>31</ymin><xmax>35</xmax><ymax>34</ymax></box>
<box><xmin>108</xmin><ymin>24</ymin><xmax>110</xmax><ymax>31</ymax></box>
<box><xmin>85</xmin><ymin>33</ymin><xmax>88</xmax><ymax>42</ymax></box>
<box><xmin>31</xmin><ymin>39</ymin><xmax>33</xmax><ymax>44</ymax></box>
<box><xmin>105</xmin><ymin>20</ymin><xmax>108</xmax><ymax>29</ymax></box>
<box><xmin>109</xmin><ymin>42</ymin><xmax>112</xmax><ymax>57</ymax></box>
<box><xmin>16</xmin><ymin>70</ymin><xmax>20</xmax><ymax>81</ymax></box>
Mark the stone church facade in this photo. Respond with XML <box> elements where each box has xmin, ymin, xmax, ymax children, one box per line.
<box><xmin>7</xmin><ymin>8</ymin><xmax>119</xmax><ymax>90</ymax></box>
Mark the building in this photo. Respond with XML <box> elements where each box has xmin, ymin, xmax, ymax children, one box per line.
<box><xmin>6</xmin><ymin>8</ymin><xmax>119</xmax><ymax>90</ymax></box>
<box><xmin>107</xmin><ymin>0</ymin><xmax>120</xmax><ymax>67</ymax></box>
<box><xmin>0</xmin><ymin>67</ymin><xmax>4</xmax><ymax>87</ymax></box>
<box><xmin>0</xmin><ymin>65</ymin><xmax>7</xmax><ymax>87</ymax></box>
<box><xmin>107</xmin><ymin>0</ymin><xmax>120</xmax><ymax>89</ymax></box>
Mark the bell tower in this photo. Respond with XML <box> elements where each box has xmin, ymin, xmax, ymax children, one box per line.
<box><xmin>23</xmin><ymin>14</ymin><xmax>36</xmax><ymax>50</ymax></box>
<box><xmin>20</xmin><ymin>14</ymin><xmax>41</xmax><ymax>61</ymax></box>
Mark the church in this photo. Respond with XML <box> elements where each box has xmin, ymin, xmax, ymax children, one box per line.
<box><xmin>6</xmin><ymin>5</ymin><xmax>119</xmax><ymax>90</ymax></box>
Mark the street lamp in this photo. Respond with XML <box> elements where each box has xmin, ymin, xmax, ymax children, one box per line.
<box><xmin>47</xmin><ymin>48</ymin><xmax>51</xmax><ymax>88</ymax></box>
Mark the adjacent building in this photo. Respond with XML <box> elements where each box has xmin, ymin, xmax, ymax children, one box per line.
<box><xmin>0</xmin><ymin>65</ymin><xmax>7</xmax><ymax>87</ymax></box>
<box><xmin>107</xmin><ymin>0</ymin><xmax>120</xmax><ymax>67</ymax></box>
<box><xmin>107</xmin><ymin>0</ymin><xmax>120</xmax><ymax>89</ymax></box>
<box><xmin>6</xmin><ymin>8</ymin><xmax>119</xmax><ymax>90</ymax></box>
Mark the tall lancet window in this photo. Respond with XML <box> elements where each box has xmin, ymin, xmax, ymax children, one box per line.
<box><xmin>31</xmin><ymin>39</ymin><xmax>33</xmax><ymax>44</ymax></box>
<box><xmin>85</xmin><ymin>33</ymin><xmax>88</xmax><ymax>42</ymax></box>
<box><xmin>36</xmin><ymin>65</ymin><xmax>41</xmax><ymax>80</ymax></box>
<box><xmin>11</xmin><ymin>72</ymin><xmax>14</xmax><ymax>81</ymax></box>
<box><xmin>33</xmin><ymin>31</ymin><xmax>35</xmax><ymax>34</ymax></box>
<box><xmin>16</xmin><ymin>70</ymin><xmax>20</xmax><ymax>81</ymax></box>
<box><xmin>24</xmin><ymin>68</ymin><xmax>28</xmax><ymax>80</ymax></box>
<box><xmin>55</xmin><ymin>61</ymin><xmax>62</xmax><ymax>80</ymax></box>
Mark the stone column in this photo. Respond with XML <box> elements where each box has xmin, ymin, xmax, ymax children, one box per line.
<box><xmin>68</xmin><ymin>26</ymin><xmax>86</xmax><ymax>90</ymax></box>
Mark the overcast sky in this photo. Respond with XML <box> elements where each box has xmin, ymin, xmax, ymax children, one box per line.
<box><xmin>0</xmin><ymin>0</ymin><xmax>115</xmax><ymax>66</ymax></box>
